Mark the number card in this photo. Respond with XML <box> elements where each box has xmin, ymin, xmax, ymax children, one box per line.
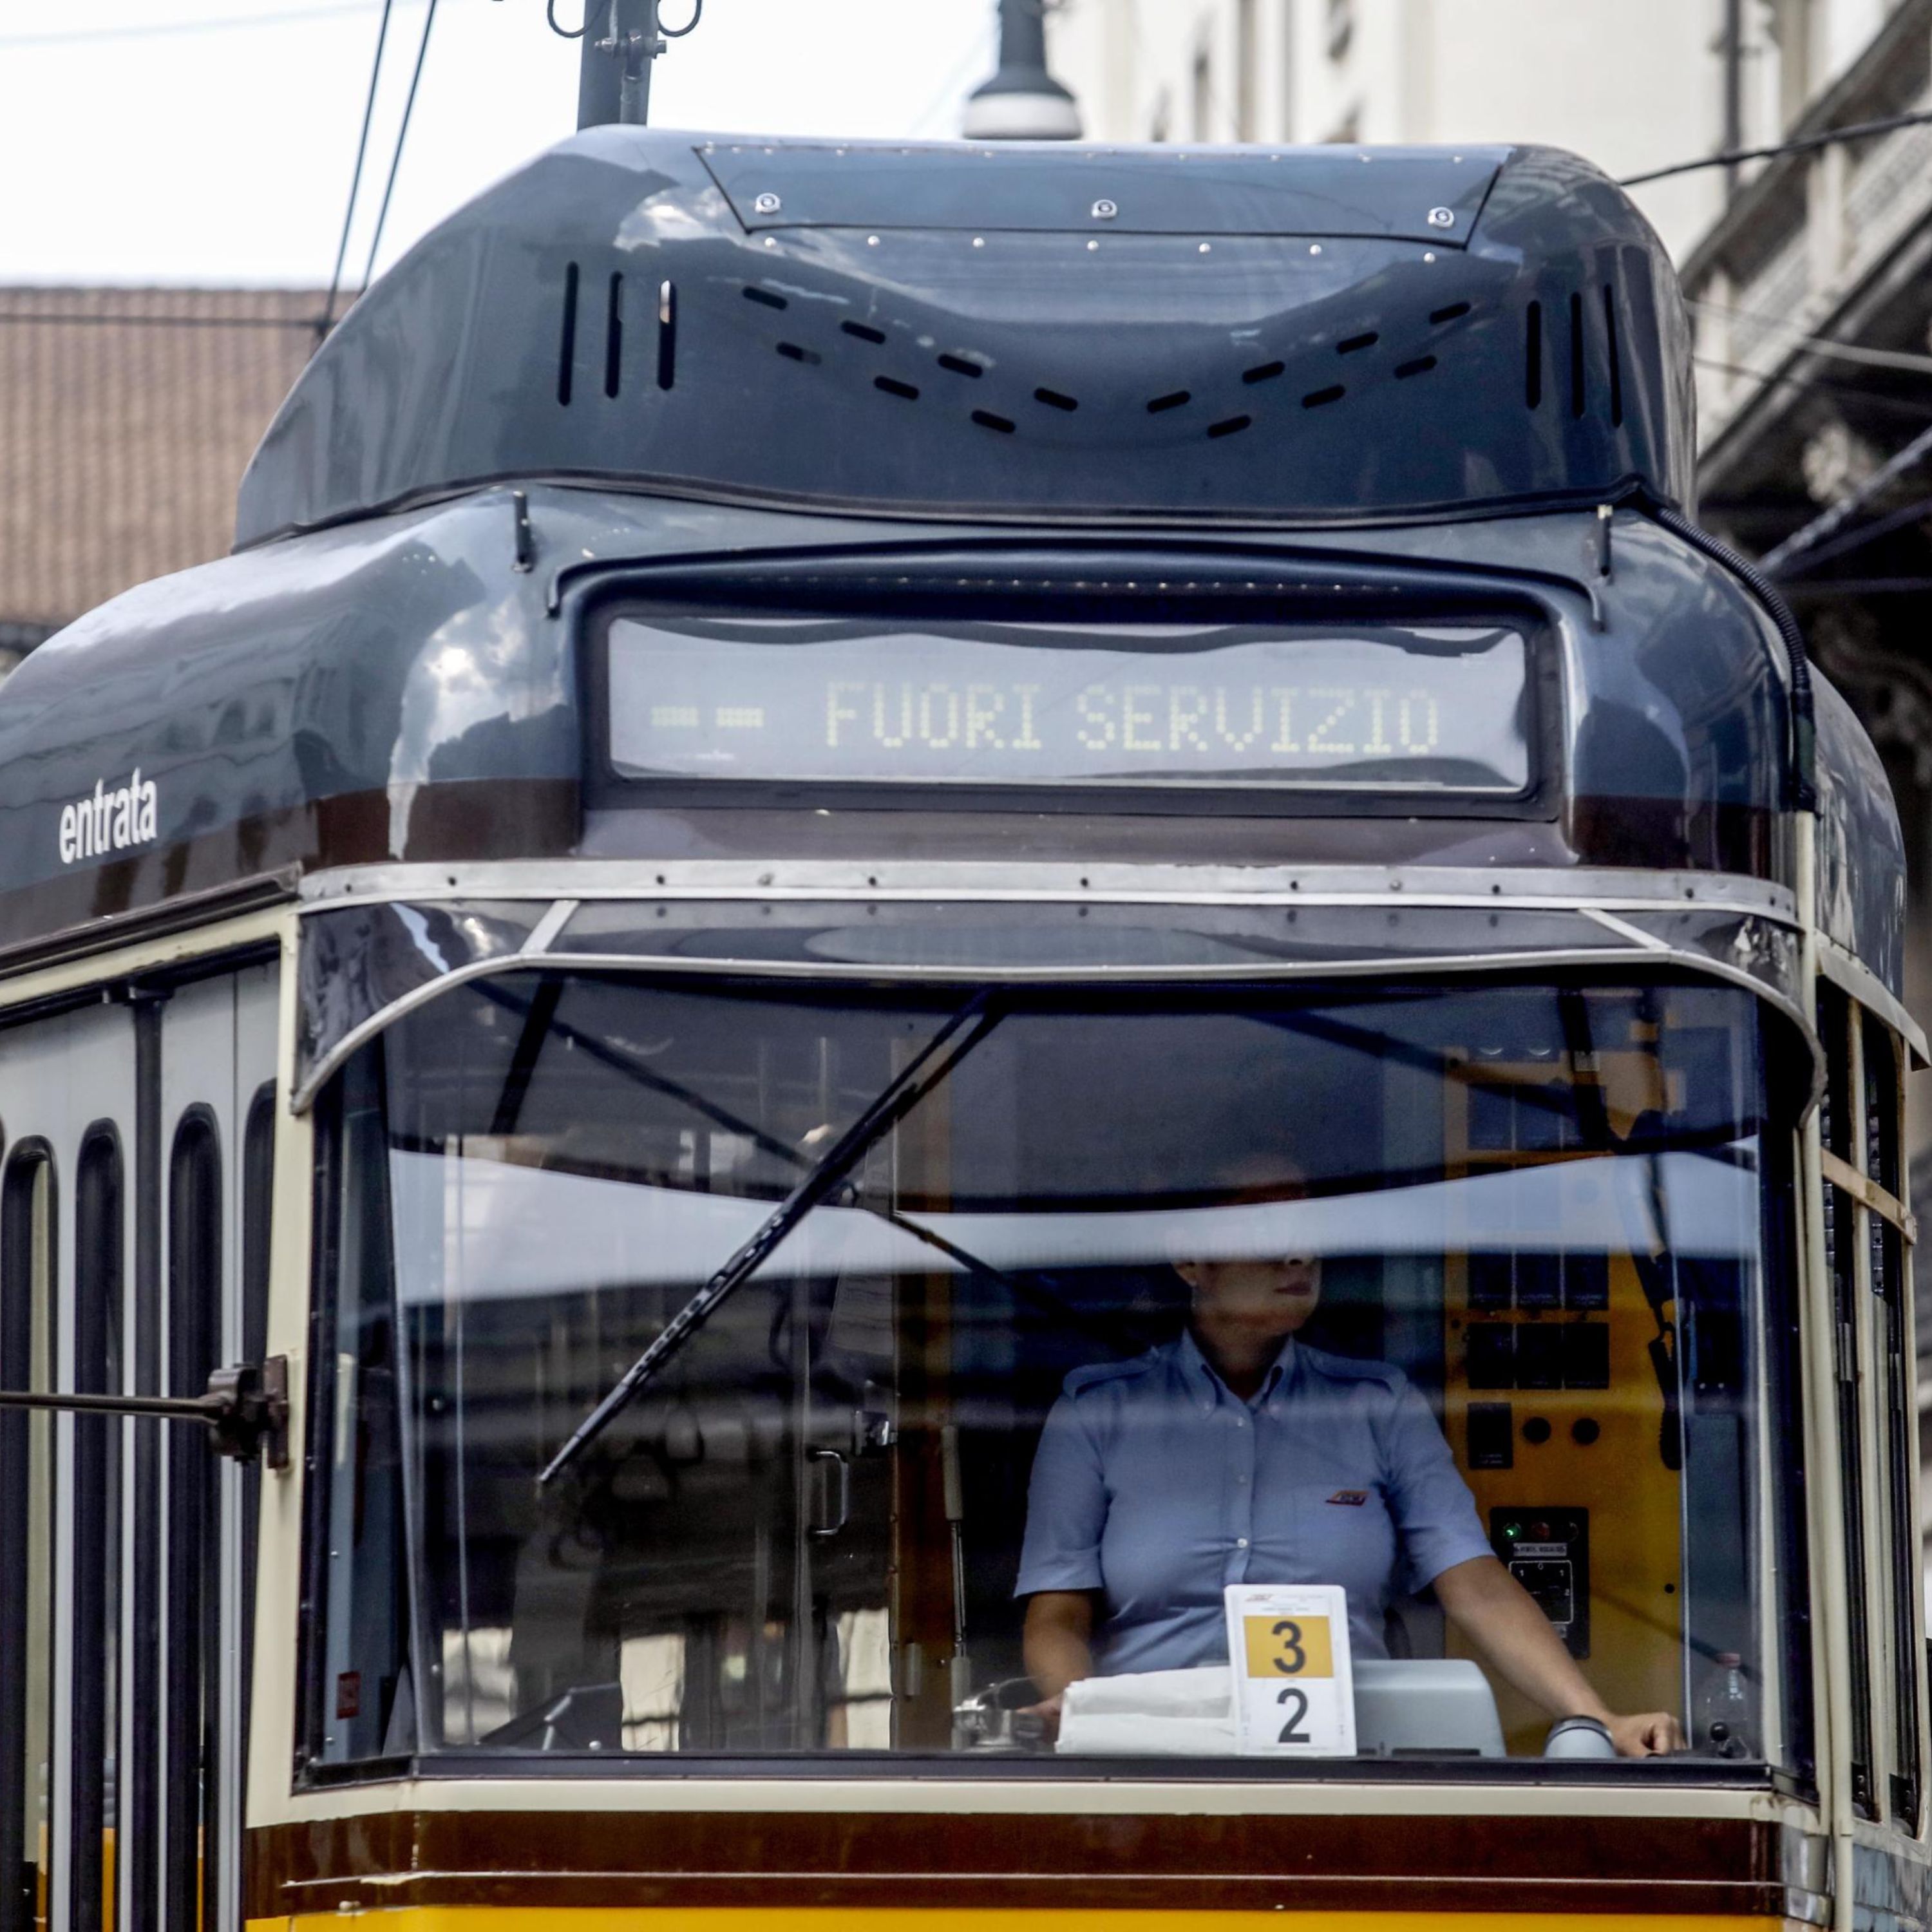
<box><xmin>1223</xmin><ymin>1584</ymin><xmax>1356</xmax><ymax>1757</ymax></box>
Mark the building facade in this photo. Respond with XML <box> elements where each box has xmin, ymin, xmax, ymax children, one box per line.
<box><xmin>1048</xmin><ymin>0</ymin><xmax>1726</xmax><ymax>257</ymax></box>
<box><xmin>0</xmin><ymin>287</ymin><xmax>323</xmax><ymax>656</ymax></box>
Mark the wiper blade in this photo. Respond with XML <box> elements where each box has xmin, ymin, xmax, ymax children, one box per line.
<box><xmin>537</xmin><ymin>990</ymin><xmax>1001</xmax><ymax>1486</ymax></box>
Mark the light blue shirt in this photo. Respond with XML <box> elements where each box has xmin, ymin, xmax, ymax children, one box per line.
<box><xmin>1014</xmin><ymin>1331</ymin><xmax>1491</xmax><ymax>1673</ymax></box>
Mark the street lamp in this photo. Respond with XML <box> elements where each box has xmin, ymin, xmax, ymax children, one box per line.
<box><xmin>963</xmin><ymin>0</ymin><xmax>1081</xmax><ymax>140</ymax></box>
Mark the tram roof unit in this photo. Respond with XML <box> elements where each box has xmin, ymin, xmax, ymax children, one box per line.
<box><xmin>235</xmin><ymin>130</ymin><xmax>1694</xmax><ymax>540</ymax></box>
<box><xmin>0</xmin><ymin>131</ymin><xmax>1904</xmax><ymax>1044</ymax></box>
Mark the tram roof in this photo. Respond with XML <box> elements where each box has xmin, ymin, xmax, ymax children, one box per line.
<box><xmin>235</xmin><ymin>131</ymin><xmax>1694</xmax><ymax>544</ymax></box>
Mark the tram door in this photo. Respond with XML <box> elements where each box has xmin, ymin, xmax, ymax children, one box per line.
<box><xmin>0</xmin><ymin>961</ymin><xmax>276</xmax><ymax>1932</ymax></box>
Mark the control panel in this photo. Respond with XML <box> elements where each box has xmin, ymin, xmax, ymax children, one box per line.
<box><xmin>1490</xmin><ymin>1507</ymin><xmax>1590</xmax><ymax>1658</ymax></box>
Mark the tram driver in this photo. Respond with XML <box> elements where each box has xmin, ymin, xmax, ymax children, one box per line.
<box><xmin>1016</xmin><ymin>1173</ymin><xmax>1686</xmax><ymax>1758</ymax></box>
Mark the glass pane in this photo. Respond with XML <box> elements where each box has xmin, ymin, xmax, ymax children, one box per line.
<box><xmin>310</xmin><ymin>974</ymin><xmax>1801</xmax><ymax>1770</ymax></box>
<box><xmin>605</xmin><ymin>608</ymin><xmax>1531</xmax><ymax>794</ymax></box>
<box><xmin>71</xmin><ymin>1134</ymin><xmax>120</xmax><ymax>1931</ymax></box>
<box><xmin>0</xmin><ymin>1155</ymin><xmax>53</xmax><ymax>1932</ymax></box>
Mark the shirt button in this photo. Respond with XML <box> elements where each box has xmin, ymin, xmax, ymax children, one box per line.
<box><xmin>1234</xmin><ymin>1418</ymin><xmax>1246</xmax><ymax>1428</ymax></box>
<box><xmin>1236</xmin><ymin>1537</ymin><xmax>1249</xmax><ymax>1549</ymax></box>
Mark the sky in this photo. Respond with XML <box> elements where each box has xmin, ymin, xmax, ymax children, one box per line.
<box><xmin>0</xmin><ymin>0</ymin><xmax>997</xmax><ymax>287</ymax></box>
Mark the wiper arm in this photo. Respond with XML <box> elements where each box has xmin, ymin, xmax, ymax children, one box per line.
<box><xmin>537</xmin><ymin>990</ymin><xmax>1001</xmax><ymax>1486</ymax></box>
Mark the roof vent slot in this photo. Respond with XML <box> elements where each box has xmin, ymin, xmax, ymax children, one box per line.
<box><xmin>1148</xmin><ymin>391</ymin><xmax>1191</xmax><ymax>414</ymax></box>
<box><xmin>656</xmin><ymin>280</ymin><xmax>676</xmax><ymax>391</ymax></box>
<box><xmin>1428</xmin><ymin>302</ymin><xmax>1471</xmax><ymax>326</ymax></box>
<box><xmin>1524</xmin><ymin>299</ymin><xmax>1542</xmax><ymax>409</ymax></box>
<box><xmin>1394</xmin><ymin>355</ymin><xmax>1436</xmax><ymax>381</ymax></box>
<box><xmin>556</xmin><ymin>261</ymin><xmax>580</xmax><ymax>406</ymax></box>
<box><xmin>777</xmin><ymin>342</ymin><xmax>820</xmax><ymax>365</ymax></box>
<box><xmin>1034</xmin><ymin>386</ymin><xmax>1078</xmax><ymax>412</ymax></box>
<box><xmin>875</xmin><ymin>375</ymin><xmax>919</xmax><ymax>401</ymax></box>
<box><xmin>1208</xmin><ymin>414</ymin><xmax>1251</xmax><ymax>439</ymax></box>
<box><xmin>1569</xmin><ymin>290</ymin><xmax>1586</xmax><ymax>418</ymax></box>
<box><xmin>1338</xmin><ymin>332</ymin><xmax>1378</xmax><ymax>355</ymax></box>
<box><xmin>1602</xmin><ymin>285</ymin><xmax>1624</xmax><ymax>427</ymax></box>
<box><xmin>972</xmin><ymin>410</ymin><xmax>1016</xmax><ymax>434</ymax></box>
<box><xmin>1243</xmin><ymin>360</ymin><xmax>1285</xmax><ymax>385</ymax></box>
<box><xmin>604</xmin><ymin>273</ymin><xmax>624</xmax><ymax>399</ymax></box>
<box><xmin>744</xmin><ymin>287</ymin><xmax>788</xmax><ymax>311</ymax></box>
<box><xmin>841</xmin><ymin>320</ymin><xmax>886</xmax><ymax>344</ymax></box>
<box><xmin>1303</xmin><ymin>384</ymin><xmax>1345</xmax><ymax>409</ymax></box>
<box><xmin>937</xmin><ymin>353</ymin><xmax>983</xmax><ymax>379</ymax></box>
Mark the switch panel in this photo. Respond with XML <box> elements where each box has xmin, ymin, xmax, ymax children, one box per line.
<box><xmin>1490</xmin><ymin>1506</ymin><xmax>1590</xmax><ymax>1658</ymax></box>
<box><xmin>1466</xmin><ymin>1401</ymin><xmax>1513</xmax><ymax>1470</ymax></box>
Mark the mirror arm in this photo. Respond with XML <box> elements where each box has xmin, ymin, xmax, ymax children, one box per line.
<box><xmin>0</xmin><ymin>1355</ymin><xmax>289</xmax><ymax>1468</ymax></box>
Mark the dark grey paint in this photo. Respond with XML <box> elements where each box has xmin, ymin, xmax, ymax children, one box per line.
<box><xmin>0</xmin><ymin>488</ymin><xmax>1889</xmax><ymax>972</ymax></box>
<box><xmin>236</xmin><ymin>131</ymin><xmax>1692</xmax><ymax>544</ymax></box>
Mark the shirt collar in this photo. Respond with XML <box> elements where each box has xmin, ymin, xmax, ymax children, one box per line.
<box><xmin>1177</xmin><ymin>1327</ymin><xmax>1300</xmax><ymax>1411</ymax></box>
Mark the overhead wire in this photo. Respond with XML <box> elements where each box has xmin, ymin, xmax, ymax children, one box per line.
<box><xmin>0</xmin><ymin>2</ymin><xmax>379</xmax><ymax>47</ymax></box>
<box><xmin>359</xmin><ymin>0</ymin><xmax>441</xmax><ymax>288</ymax></box>
<box><xmin>1619</xmin><ymin>103</ymin><xmax>1932</xmax><ymax>188</ymax></box>
<box><xmin>318</xmin><ymin>0</ymin><xmax>397</xmax><ymax>341</ymax></box>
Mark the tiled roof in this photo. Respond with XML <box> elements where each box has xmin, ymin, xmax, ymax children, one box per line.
<box><xmin>0</xmin><ymin>287</ymin><xmax>330</xmax><ymax>638</ymax></box>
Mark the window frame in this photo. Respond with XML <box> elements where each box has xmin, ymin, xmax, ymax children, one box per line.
<box><xmin>290</xmin><ymin>968</ymin><xmax>1815</xmax><ymax>1790</ymax></box>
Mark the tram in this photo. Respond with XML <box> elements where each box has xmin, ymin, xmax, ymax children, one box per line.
<box><xmin>0</xmin><ymin>124</ymin><xmax>1921</xmax><ymax>1932</ymax></box>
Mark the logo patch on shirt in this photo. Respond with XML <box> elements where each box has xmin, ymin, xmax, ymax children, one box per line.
<box><xmin>1326</xmin><ymin>1490</ymin><xmax>1369</xmax><ymax>1506</ymax></box>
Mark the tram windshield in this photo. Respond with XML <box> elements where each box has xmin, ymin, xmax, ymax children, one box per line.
<box><xmin>308</xmin><ymin>972</ymin><xmax>1806</xmax><ymax>1774</ymax></box>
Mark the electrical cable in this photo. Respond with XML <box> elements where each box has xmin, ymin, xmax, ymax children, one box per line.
<box><xmin>1687</xmin><ymin>299</ymin><xmax>1932</xmax><ymax>377</ymax></box>
<box><xmin>660</xmin><ymin>0</ymin><xmax>702</xmax><ymax>37</ymax></box>
<box><xmin>1770</xmin><ymin>494</ymin><xmax>1932</xmax><ymax>580</ymax></box>
<box><xmin>359</xmin><ymin>0</ymin><xmax>440</xmax><ymax>289</ymax></box>
<box><xmin>546</xmin><ymin>0</ymin><xmax>587</xmax><ymax>35</ymax></box>
<box><xmin>1620</xmin><ymin>103</ymin><xmax>1932</xmax><ymax>188</ymax></box>
<box><xmin>317</xmin><ymin>0</ymin><xmax>395</xmax><ymax>341</ymax></box>
<box><xmin>1691</xmin><ymin>355</ymin><xmax>1932</xmax><ymax>423</ymax></box>
<box><xmin>0</xmin><ymin>1</ymin><xmax>375</xmax><ymax>46</ymax></box>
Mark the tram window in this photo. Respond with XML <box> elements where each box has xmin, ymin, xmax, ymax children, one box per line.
<box><xmin>0</xmin><ymin>1147</ymin><xmax>51</xmax><ymax>1932</ymax></box>
<box><xmin>164</xmin><ymin>1112</ymin><xmax>222</xmax><ymax>1932</ymax></box>
<box><xmin>71</xmin><ymin>1128</ymin><xmax>122</xmax><ymax>1927</ymax></box>
<box><xmin>304</xmin><ymin>1052</ymin><xmax>413</xmax><ymax>1768</ymax></box>
<box><xmin>303</xmin><ymin>973</ymin><xmax>1806</xmax><ymax>1774</ymax></box>
<box><xmin>1819</xmin><ymin>985</ymin><xmax>1878</xmax><ymax>1817</ymax></box>
<box><xmin>238</xmin><ymin>1086</ymin><xmax>275</xmax><ymax>1797</ymax></box>
<box><xmin>1861</xmin><ymin>1018</ymin><xmax>1922</xmax><ymax>1830</ymax></box>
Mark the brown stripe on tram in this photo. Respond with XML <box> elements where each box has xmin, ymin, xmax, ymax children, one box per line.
<box><xmin>245</xmin><ymin>1810</ymin><xmax>1810</xmax><ymax>1918</ymax></box>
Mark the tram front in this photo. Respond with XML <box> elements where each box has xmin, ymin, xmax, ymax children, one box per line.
<box><xmin>0</xmin><ymin>131</ymin><xmax>1919</xmax><ymax>1930</ymax></box>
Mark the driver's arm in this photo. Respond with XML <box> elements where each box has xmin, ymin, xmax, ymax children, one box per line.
<box><xmin>1023</xmin><ymin>1589</ymin><xmax>1097</xmax><ymax>1701</ymax></box>
<box><xmin>1433</xmin><ymin>1554</ymin><xmax>1685</xmax><ymax>1756</ymax></box>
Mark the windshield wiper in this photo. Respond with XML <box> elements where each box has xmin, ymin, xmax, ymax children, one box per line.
<box><xmin>537</xmin><ymin>989</ymin><xmax>1001</xmax><ymax>1486</ymax></box>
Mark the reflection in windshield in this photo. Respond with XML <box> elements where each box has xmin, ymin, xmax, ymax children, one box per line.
<box><xmin>308</xmin><ymin>974</ymin><xmax>1804</xmax><ymax>1771</ymax></box>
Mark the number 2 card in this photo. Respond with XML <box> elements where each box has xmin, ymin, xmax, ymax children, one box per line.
<box><xmin>1222</xmin><ymin>1583</ymin><xmax>1356</xmax><ymax>1757</ymax></box>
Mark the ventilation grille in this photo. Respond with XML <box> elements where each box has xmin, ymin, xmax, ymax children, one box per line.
<box><xmin>710</xmin><ymin>276</ymin><xmax>1492</xmax><ymax>448</ymax></box>
<box><xmin>551</xmin><ymin>261</ymin><xmax>1634</xmax><ymax>448</ymax></box>
<box><xmin>1526</xmin><ymin>285</ymin><xmax>1624</xmax><ymax>426</ymax></box>
<box><xmin>556</xmin><ymin>263</ymin><xmax>677</xmax><ymax>404</ymax></box>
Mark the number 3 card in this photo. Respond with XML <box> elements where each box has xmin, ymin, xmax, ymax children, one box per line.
<box><xmin>1223</xmin><ymin>1583</ymin><xmax>1356</xmax><ymax>1757</ymax></box>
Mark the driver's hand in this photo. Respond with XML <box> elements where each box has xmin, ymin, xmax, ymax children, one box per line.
<box><xmin>1019</xmin><ymin>1692</ymin><xmax>1065</xmax><ymax>1744</ymax></box>
<box><xmin>1607</xmin><ymin>1710</ymin><xmax>1685</xmax><ymax>1756</ymax></box>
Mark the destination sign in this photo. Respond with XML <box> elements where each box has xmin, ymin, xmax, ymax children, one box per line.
<box><xmin>605</xmin><ymin>613</ymin><xmax>1530</xmax><ymax>793</ymax></box>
